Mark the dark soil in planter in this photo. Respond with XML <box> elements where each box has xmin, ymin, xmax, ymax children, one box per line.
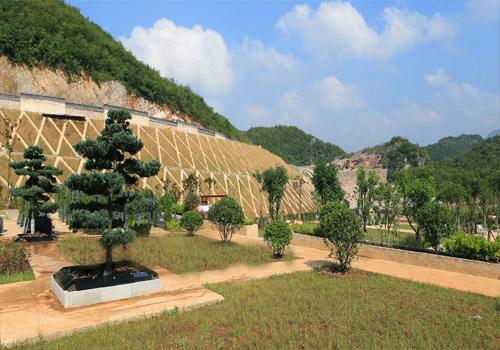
<box><xmin>54</xmin><ymin>260</ymin><xmax>159</xmax><ymax>292</ymax></box>
<box><xmin>318</xmin><ymin>264</ymin><xmax>370</xmax><ymax>280</ymax></box>
<box><xmin>15</xmin><ymin>232</ymin><xmax>57</xmax><ymax>243</ymax></box>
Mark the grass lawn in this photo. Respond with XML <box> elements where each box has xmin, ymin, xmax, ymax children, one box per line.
<box><xmin>10</xmin><ymin>270</ymin><xmax>500</xmax><ymax>349</ymax></box>
<box><xmin>0</xmin><ymin>271</ymin><xmax>35</xmax><ymax>285</ymax></box>
<box><xmin>58</xmin><ymin>233</ymin><xmax>293</xmax><ymax>274</ymax></box>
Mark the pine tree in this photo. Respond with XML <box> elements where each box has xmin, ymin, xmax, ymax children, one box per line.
<box><xmin>65</xmin><ymin>110</ymin><xmax>161</xmax><ymax>273</ymax></box>
<box><xmin>9</xmin><ymin>146</ymin><xmax>63</xmax><ymax>234</ymax></box>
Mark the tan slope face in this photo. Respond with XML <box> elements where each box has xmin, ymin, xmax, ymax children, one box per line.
<box><xmin>0</xmin><ymin>108</ymin><xmax>316</xmax><ymax>218</ymax></box>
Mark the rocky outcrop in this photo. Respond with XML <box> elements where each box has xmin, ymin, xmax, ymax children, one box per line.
<box><xmin>0</xmin><ymin>56</ymin><xmax>195</xmax><ymax>123</ymax></box>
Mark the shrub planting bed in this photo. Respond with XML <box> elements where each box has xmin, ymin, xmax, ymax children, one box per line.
<box><xmin>0</xmin><ymin>240</ymin><xmax>34</xmax><ymax>285</ymax></box>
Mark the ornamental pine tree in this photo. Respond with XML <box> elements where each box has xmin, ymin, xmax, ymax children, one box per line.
<box><xmin>65</xmin><ymin>110</ymin><xmax>161</xmax><ymax>273</ymax></box>
<box><xmin>9</xmin><ymin>146</ymin><xmax>63</xmax><ymax>234</ymax></box>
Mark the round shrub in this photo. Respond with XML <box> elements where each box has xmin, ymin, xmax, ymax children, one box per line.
<box><xmin>264</xmin><ymin>220</ymin><xmax>292</xmax><ymax>257</ymax></box>
<box><xmin>180</xmin><ymin>211</ymin><xmax>204</xmax><ymax>236</ymax></box>
<box><xmin>184</xmin><ymin>193</ymin><xmax>200</xmax><ymax>211</ymax></box>
<box><xmin>320</xmin><ymin>201</ymin><xmax>364</xmax><ymax>273</ymax></box>
<box><xmin>207</xmin><ymin>196</ymin><xmax>244</xmax><ymax>242</ymax></box>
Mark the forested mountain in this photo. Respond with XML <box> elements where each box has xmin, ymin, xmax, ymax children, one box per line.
<box><xmin>436</xmin><ymin>135</ymin><xmax>500</xmax><ymax>173</ymax></box>
<box><xmin>245</xmin><ymin>125</ymin><xmax>346</xmax><ymax>166</ymax></box>
<box><xmin>0</xmin><ymin>0</ymin><xmax>248</xmax><ymax>141</ymax></box>
<box><xmin>361</xmin><ymin>136</ymin><xmax>429</xmax><ymax>179</ymax></box>
<box><xmin>487</xmin><ymin>130</ymin><xmax>500</xmax><ymax>139</ymax></box>
<box><xmin>424</xmin><ymin>134</ymin><xmax>484</xmax><ymax>162</ymax></box>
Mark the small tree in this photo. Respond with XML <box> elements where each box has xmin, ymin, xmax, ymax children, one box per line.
<box><xmin>356</xmin><ymin>166</ymin><xmax>379</xmax><ymax>232</ymax></box>
<box><xmin>183</xmin><ymin>173</ymin><xmax>199</xmax><ymax>193</ymax></box>
<box><xmin>421</xmin><ymin>202</ymin><xmax>454</xmax><ymax>250</ymax></box>
<box><xmin>207</xmin><ymin>196</ymin><xmax>244</xmax><ymax>242</ymax></box>
<box><xmin>180</xmin><ymin>210</ymin><xmax>204</xmax><ymax>236</ymax></box>
<box><xmin>65</xmin><ymin>110</ymin><xmax>161</xmax><ymax>273</ymax></box>
<box><xmin>312</xmin><ymin>159</ymin><xmax>344</xmax><ymax>206</ymax></box>
<box><xmin>184</xmin><ymin>192</ymin><xmax>200</xmax><ymax>211</ymax></box>
<box><xmin>204</xmin><ymin>177</ymin><xmax>217</xmax><ymax>204</ymax></box>
<box><xmin>320</xmin><ymin>201</ymin><xmax>364</xmax><ymax>273</ymax></box>
<box><xmin>1</xmin><ymin>113</ymin><xmax>18</xmax><ymax>208</ymax></box>
<box><xmin>253</xmin><ymin>165</ymin><xmax>289</xmax><ymax>221</ymax></box>
<box><xmin>9</xmin><ymin>146</ymin><xmax>63</xmax><ymax>234</ymax></box>
<box><xmin>292</xmin><ymin>176</ymin><xmax>305</xmax><ymax>220</ymax></box>
<box><xmin>263</xmin><ymin>220</ymin><xmax>293</xmax><ymax>257</ymax></box>
<box><xmin>159</xmin><ymin>192</ymin><xmax>175</xmax><ymax>222</ymax></box>
<box><xmin>374</xmin><ymin>182</ymin><xmax>401</xmax><ymax>237</ymax></box>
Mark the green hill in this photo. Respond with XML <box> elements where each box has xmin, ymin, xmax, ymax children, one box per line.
<box><xmin>361</xmin><ymin>136</ymin><xmax>429</xmax><ymax>179</ymax></box>
<box><xmin>245</xmin><ymin>125</ymin><xmax>346</xmax><ymax>166</ymax></box>
<box><xmin>437</xmin><ymin>135</ymin><xmax>500</xmax><ymax>173</ymax></box>
<box><xmin>424</xmin><ymin>134</ymin><xmax>484</xmax><ymax>162</ymax></box>
<box><xmin>0</xmin><ymin>0</ymin><xmax>248</xmax><ymax>141</ymax></box>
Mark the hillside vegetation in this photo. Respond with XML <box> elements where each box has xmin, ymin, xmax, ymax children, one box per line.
<box><xmin>435</xmin><ymin>135</ymin><xmax>500</xmax><ymax>174</ymax></box>
<box><xmin>361</xmin><ymin>136</ymin><xmax>429</xmax><ymax>179</ymax></box>
<box><xmin>0</xmin><ymin>0</ymin><xmax>248</xmax><ymax>141</ymax></box>
<box><xmin>425</xmin><ymin>134</ymin><xmax>483</xmax><ymax>162</ymax></box>
<box><xmin>246</xmin><ymin>125</ymin><xmax>346</xmax><ymax>165</ymax></box>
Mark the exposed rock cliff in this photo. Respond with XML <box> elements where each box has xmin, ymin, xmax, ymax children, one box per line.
<box><xmin>0</xmin><ymin>56</ymin><xmax>195</xmax><ymax>123</ymax></box>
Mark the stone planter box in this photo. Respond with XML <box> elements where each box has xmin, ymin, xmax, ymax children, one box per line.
<box><xmin>51</xmin><ymin>261</ymin><xmax>163</xmax><ymax>308</ymax></box>
<box><xmin>237</xmin><ymin>224</ymin><xmax>258</xmax><ymax>237</ymax></box>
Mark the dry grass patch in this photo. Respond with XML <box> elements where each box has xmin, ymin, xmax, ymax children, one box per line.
<box><xmin>57</xmin><ymin>232</ymin><xmax>292</xmax><ymax>274</ymax></box>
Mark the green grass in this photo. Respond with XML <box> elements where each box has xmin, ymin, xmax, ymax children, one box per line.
<box><xmin>9</xmin><ymin>270</ymin><xmax>500</xmax><ymax>349</ymax></box>
<box><xmin>365</xmin><ymin>228</ymin><xmax>423</xmax><ymax>249</ymax></box>
<box><xmin>58</xmin><ymin>233</ymin><xmax>293</xmax><ymax>274</ymax></box>
<box><xmin>0</xmin><ymin>271</ymin><xmax>35</xmax><ymax>285</ymax></box>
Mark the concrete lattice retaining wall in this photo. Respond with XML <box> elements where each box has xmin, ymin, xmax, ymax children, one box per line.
<box><xmin>290</xmin><ymin>232</ymin><xmax>500</xmax><ymax>280</ymax></box>
<box><xmin>0</xmin><ymin>104</ymin><xmax>317</xmax><ymax>217</ymax></box>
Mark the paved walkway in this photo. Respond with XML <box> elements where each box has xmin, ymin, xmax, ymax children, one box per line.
<box><xmin>1</xmin><ymin>218</ymin><xmax>499</xmax><ymax>345</ymax></box>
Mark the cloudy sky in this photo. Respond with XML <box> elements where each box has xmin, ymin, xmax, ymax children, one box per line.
<box><xmin>68</xmin><ymin>0</ymin><xmax>499</xmax><ymax>152</ymax></box>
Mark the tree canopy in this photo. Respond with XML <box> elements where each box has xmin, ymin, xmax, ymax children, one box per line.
<box><xmin>311</xmin><ymin>160</ymin><xmax>344</xmax><ymax>206</ymax></box>
<box><xmin>65</xmin><ymin>109</ymin><xmax>161</xmax><ymax>272</ymax></box>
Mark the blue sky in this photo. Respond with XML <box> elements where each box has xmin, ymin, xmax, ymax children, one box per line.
<box><xmin>68</xmin><ymin>0</ymin><xmax>500</xmax><ymax>152</ymax></box>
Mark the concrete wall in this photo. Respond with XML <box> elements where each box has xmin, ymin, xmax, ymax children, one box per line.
<box><xmin>0</xmin><ymin>92</ymin><xmax>233</xmax><ymax>140</ymax></box>
<box><xmin>289</xmin><ymin>232</ymin><xmax>500</xmax><ymax>279</ymax></box>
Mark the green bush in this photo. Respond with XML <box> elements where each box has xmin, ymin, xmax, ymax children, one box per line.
<box><xmin>443</xmin><ymin>232</ymin><xmax>500</xmax><ymax>262</ymax></box>
<box><xmin>421</xmin><ymin>202</ymin><xmax>454</xmax><ymax>249</ymax></box>
<box><xmin>165</xmin><ymin>221</ymin><xmax>181</xmax><ymax>231</ymax></box>
<box><xmin>172</xmin><ymin>204</ymin><xmax>186</xmax><ymax>215</ymax></box>
<box><xmin>320</xmin><ymin>201</ymin><xmax>364</xmax><ymax>273</ymax></box>
<box><xmin>180</xmin><ymin>211</ymin><xmax>204</xmax><ymax>236</ymax></box>
<box><xmin>0</xmin><ymin>240</ymin><xmax>32</xmax><ymax>275</ymax></box>
<box><xmin>208</xmin><ymin>197</ymin><xmax>244</xmax><ymax>242</ymax></box>
<box><xmin>263</xmin><ymin>220</ymin><xmax>293</xmax><ymax>257</ymax></box>
<box><xmin>243</xmin><ymin>218</ymin><xmax>257</xmax><ymax>225</ymax></box>
<box><xmin>159</xmin><ymin>192</ymin><xmax>175</xmax><ymax>222</ymax></box>
<box><xmin>184</xmin><ymin>193</ymin><xmax>200</xmax><ymax>211</ymax></box>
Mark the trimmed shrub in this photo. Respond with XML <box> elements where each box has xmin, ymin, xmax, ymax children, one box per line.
<box><xmin>320</xmin><ymin>201</ymin><xmax>364</xmax><ymax>273</ymax></box>
<box><xmin>180</xmin><ymin>211</ymin><xmax>204</xmax><ymax>236</ymax></box>
<box><xmin>208</xmin><ymin>196</ymin><xmax>244</xmax><ymax>242</ymax></box>
<box><xmin>184</xmin><ymin>193</ymin><xmax>200</xmax><ymax>211</ymax></box>
<box><xmin>165</xmin><ymin>221</ymin><xmax>181</xmax><ymax>232</ymax></box>
<box><xmin>172</xmin><ymin>204</ymin><xmax>186</xmax><ymax>215</ymax></box>
<box><xmin>263</xmin><ymin>220</ymin><xmax>293</xmax><ymax>257</ymax></box>
<box><xmin>443</xmin><ymin>232</ymin><xmax>500</xmax><ymax>262</ymax></box>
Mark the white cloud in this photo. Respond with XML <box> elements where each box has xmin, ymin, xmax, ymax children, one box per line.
<box><xmin>120</xmin><ymin>18</ymin><xmax>234</xmax><ymax>95</ymax></box>
<box><xmin>315</xmin><ymin>76</ymin><xmax>365</xmax><ymax>111</ymax></box>
<box><xmin>466</xmin><ymin>0</ymin><xmax>500</xmax><ymax>23</ymax></box>
<box><xmin>276</xmin><ymin>1</ymin><xmax>455</xmax><ymax>61</ymax></box>
<box><xmin>237</xmin><ymin>37</ymin><xmax>299</xmax><ymax>76</ymax></box>
<box><xmin>425</xmin><ymin>69</ymin><xmax>451</xmax><ymax>86</ymax></box>
<box><xmin>425</xmin><ymin>69</ymin><xmax>500</xmax><ymax>125</ymax></box>
<box><xmin>239</xmin><ymin>75</ymin><xmax>363</xmax><ymax>130</ymax></box>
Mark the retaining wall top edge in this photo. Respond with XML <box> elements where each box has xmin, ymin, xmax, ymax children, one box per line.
<box><xmin>20</xmin><ymin>92</ymin><xmax>66</xmax><ymax>103</ymax></box>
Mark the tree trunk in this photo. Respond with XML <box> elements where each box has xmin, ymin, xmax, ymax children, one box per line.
<box><xmin>30</xmin><ymin>197</ymin><xmax>36</xmax><ymax>234</ymax></box>
<box><xmin>104</xmin><ymin>246</ymin><xmax>113</xmax><ymax>274</ymax></box>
